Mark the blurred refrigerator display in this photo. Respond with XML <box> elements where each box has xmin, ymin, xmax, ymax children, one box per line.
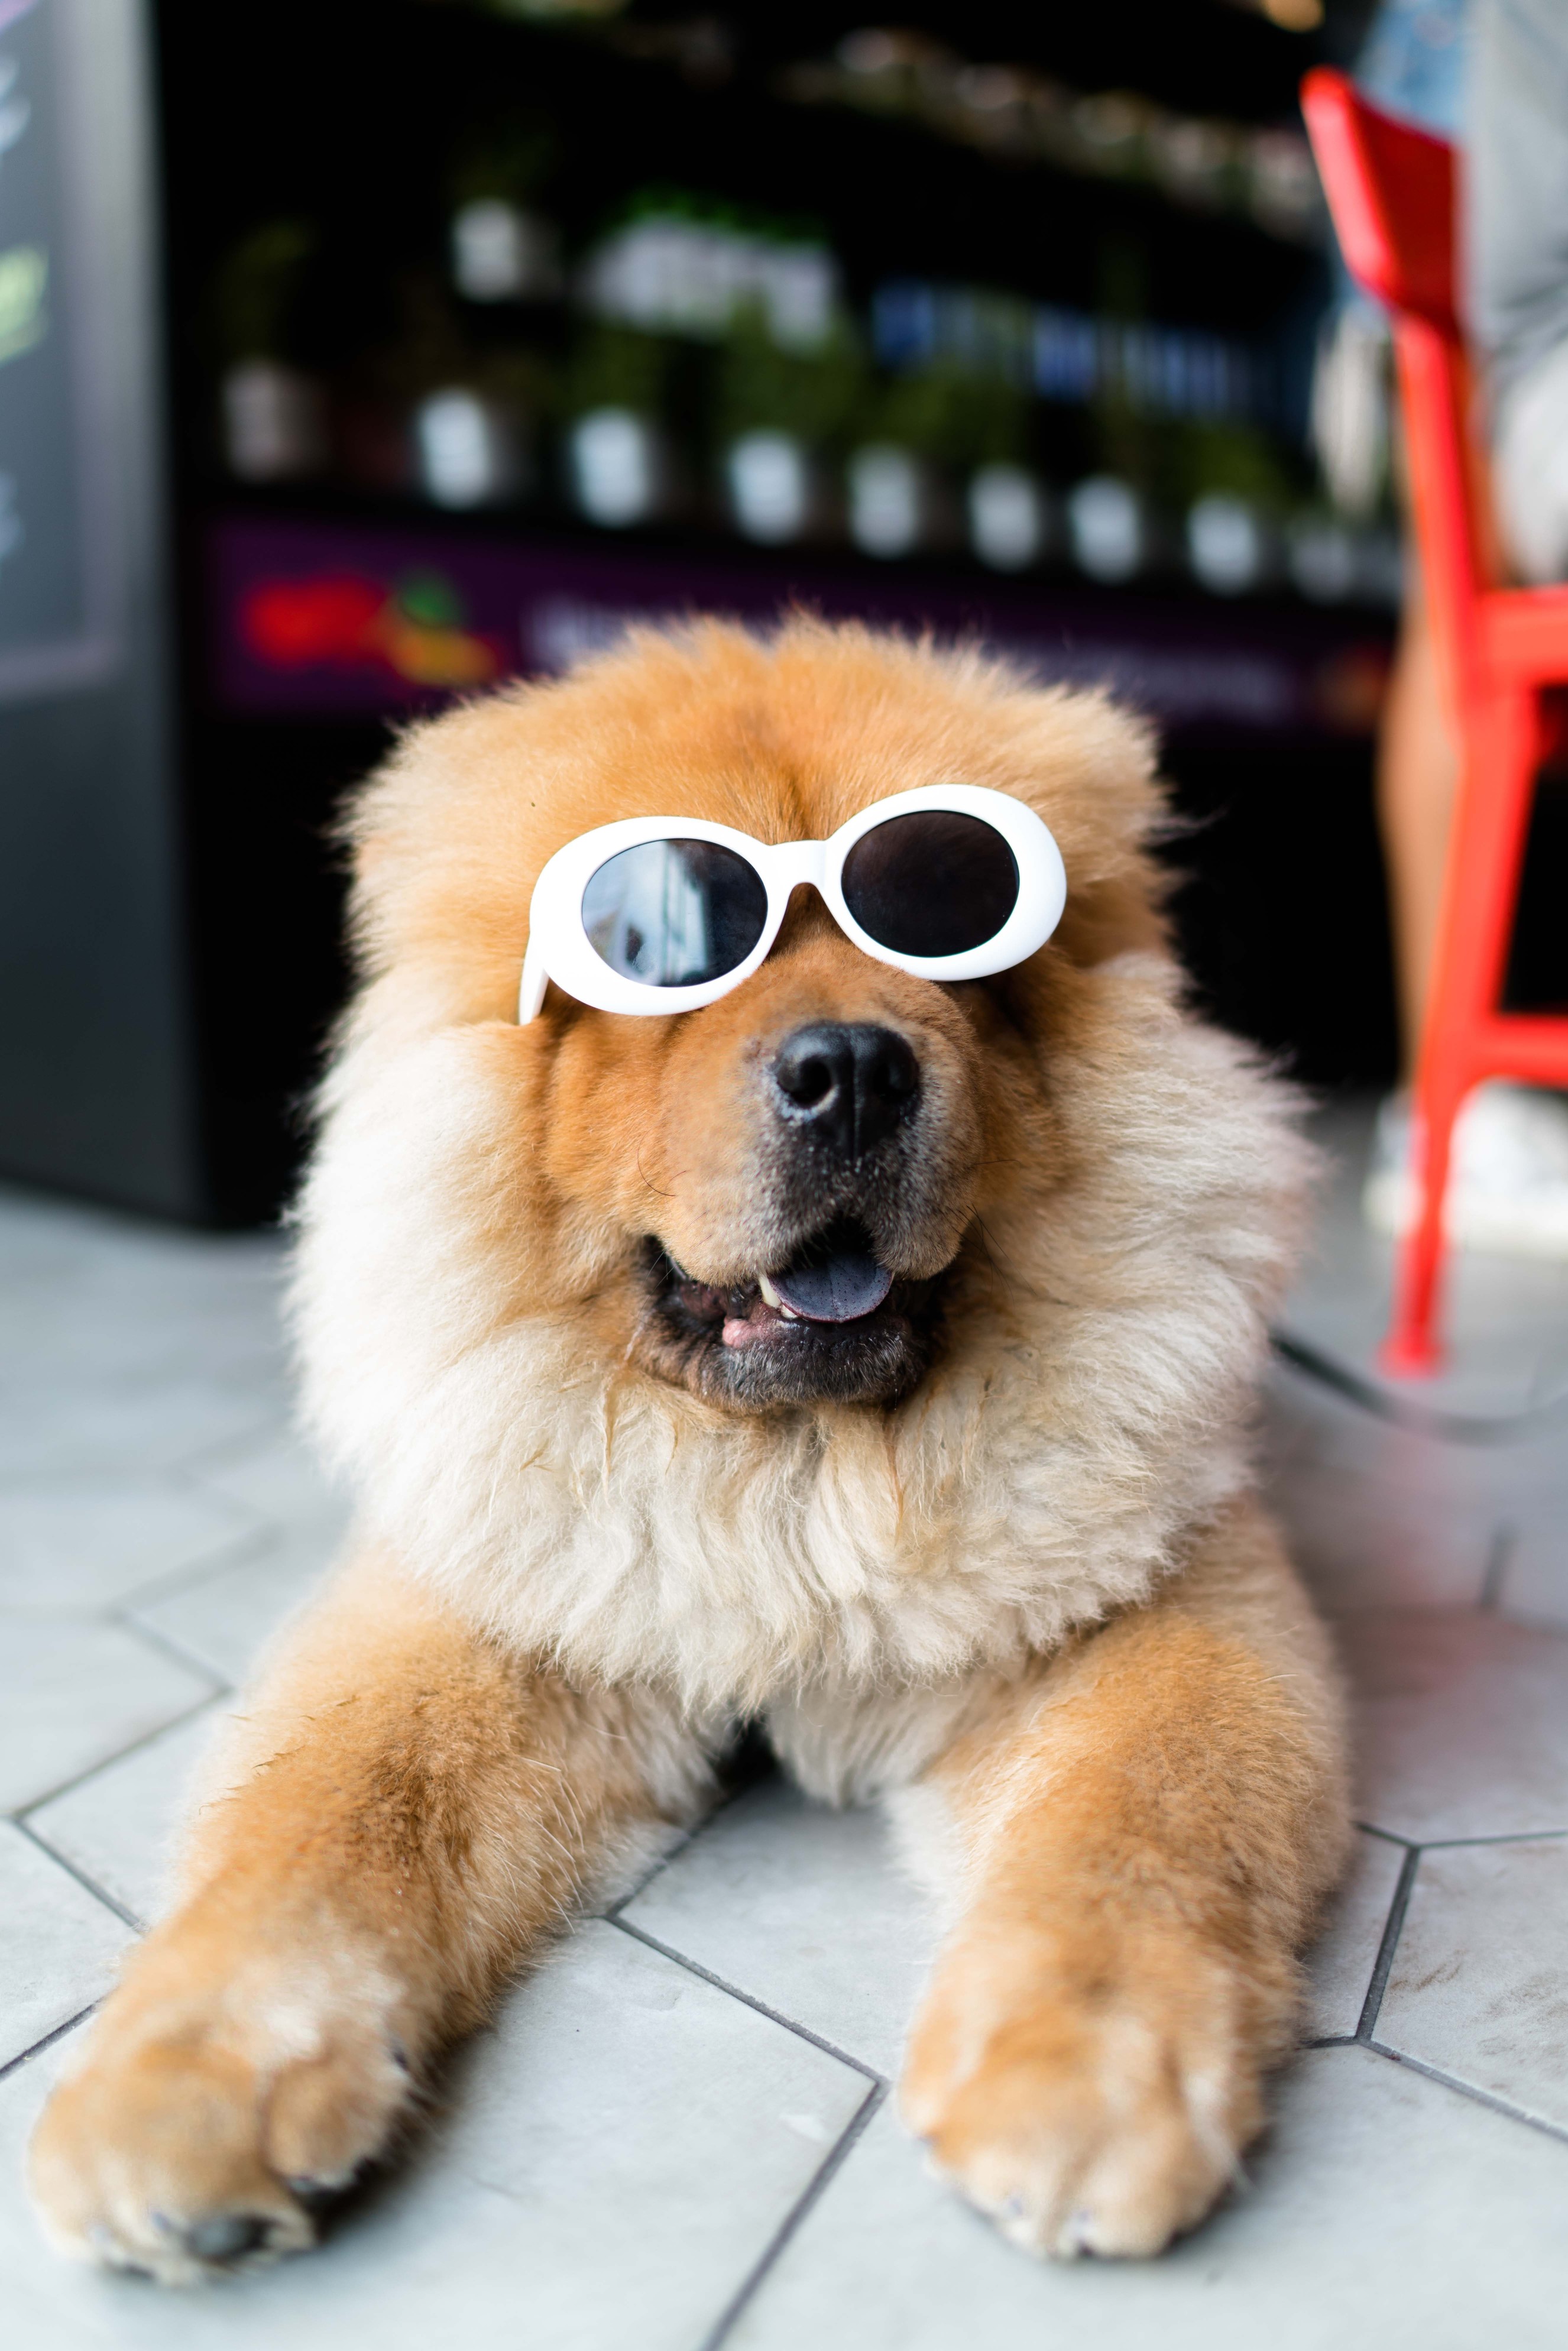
<box><xmin>0</xmin><ymin>0</ymin><xmax>190</xmax><ymax>1215</ymax></box>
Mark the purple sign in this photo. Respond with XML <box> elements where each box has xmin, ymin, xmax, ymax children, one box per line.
<box><xmin>206</xmin><ymin>514</ymin><xmax>1390</xmax><ymax>741</ymax></box>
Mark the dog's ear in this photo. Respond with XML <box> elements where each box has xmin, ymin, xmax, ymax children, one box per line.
<box><xmin>1053</xmin><ymin>868</ymin><xmax>1171</xmax><ymax>966</ymax></box>
<box><xmin>1006</xmin><ymin>686</ymin><xmax>1173</xmax><ymax>970</ymax></box>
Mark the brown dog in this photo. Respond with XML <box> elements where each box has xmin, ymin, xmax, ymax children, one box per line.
<box><xmin>29</xmin><ymin>620</ymin><xmax>1348</xmax><ymax>2281</ymax></box>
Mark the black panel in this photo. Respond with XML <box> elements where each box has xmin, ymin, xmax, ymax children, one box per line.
<box><xmin>0</xmin><ymin>0</ymin><xmax>200</xmax><ymax>1220</ymax></box>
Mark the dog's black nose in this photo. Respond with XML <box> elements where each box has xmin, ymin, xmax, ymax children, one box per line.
<box><xmin>770</xmin><ymin>1023</ymin><xmax>919</xmax><ymax>1158</ymax></box>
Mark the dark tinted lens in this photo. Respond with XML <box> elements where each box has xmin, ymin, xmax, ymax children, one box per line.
<box><xmin>840</xmin><ymin>811</ymin><xmax>1019</xmax><ymax>957</ymax></box>
<box><xmin>581</xmin><ymin>838</ymin><xmax>769</xmax><ymax>987</ymax></box>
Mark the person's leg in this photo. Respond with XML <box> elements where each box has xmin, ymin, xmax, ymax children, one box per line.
<box><xmin>1376</xmin><ymin>573</ymin><xmax>1457</xmax><ymax>1080</ymax></box>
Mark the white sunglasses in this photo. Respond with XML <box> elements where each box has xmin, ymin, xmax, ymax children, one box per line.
<box><xmin>518</xmin><ymin>783</ymin><xmax>1068</xmax><ymax>1021</ymax></box>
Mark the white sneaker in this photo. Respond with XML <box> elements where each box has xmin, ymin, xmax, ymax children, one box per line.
<box><xmin>1363</xmin><ymin>1082</ymin><xmax>1568</xmax><ymax>1259</ymax></box>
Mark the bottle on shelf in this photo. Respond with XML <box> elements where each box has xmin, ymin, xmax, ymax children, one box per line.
<box><xmin>854</xmin><ymin>292</ymin><xmax>1042</xmax><ymax>565</ymax></box>
<box><xmin>1067</xmin><ymin>477</ymin><xmax>1149</xmax><ymax>582</ymax></box>
<box><xmin>845</xmin><ymin>444</ymin><xmax>932</xmax><ymax>559</ymax></box>
<box><xmin>212</xmin><ymin>220</ymin><xmax>327</xmax><ymax>483</ymax></box>
<box><xmin>967</xmin><ymin>464</ymin><xmax>1051</xmax><ymax>571</ymax></box>
<box><xmin>782</xmin><ymin>31</ymin><xmax>1324</xmax><ymax>247</ymax></box>
<box><xmin>572</xmin><ymin>190</ymin><xmax>853</xmax><ymax>537</ymax></box>
<box><xmin>446</xmin><ymin>111</ymin><xmax>565</xmax><ymax>307</ymax></box>
<box><xmin>867</xmin><ymin>279</ymin><xmax>1047</xmax><ymax>566</ymax></box>
<box><xmin>711</xmin><ymin>308</ymin><xmax>864</xmax><ymax>544</ymax></box>
<box><xmin>1287</xmin><ymin>513</ymin><xmax>1360</xmax><ymax>602</ymax></box>
<box><xmin>316</xmin><ymin>112</ymin><xmax>559</xmax><ymax>507</ymax></box>
<box><xmin>1165</xmin><ymin>417</ymin><xmax>1296</xmax><ymax>595</ymax></box>
<box><xmin>1186</xmin><ymin>491</ymin><xmax>1275</xmax><ymax>594</ymax></box>
<box><xmin>451</xmin><ymin>199</ymin><xmax>562</xmax><ymax>306</ymax></box>
<box><xmin>562</xmin><ymin>322</ymin><xmax>673</xmax><ymax>527</ymax></box>
<box><xmin>580</xmin><ymin>196</ymin><xmax>840</xmax><ymax>355</ymax></box>
<box><xmin>413</xmin><ymin>386</ymin><xmax>526</xmax><ymax>509</ymax></box>
<box><xmin>334</xmin><ymin>265</ymin><xmax>543</xmax><ymax>510</ymax></box>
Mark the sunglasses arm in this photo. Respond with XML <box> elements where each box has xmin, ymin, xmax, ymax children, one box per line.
<box><xmin>518</xmin><ymin>937</ymin><xmax>549</xmax><ymax>1024</ymax></box>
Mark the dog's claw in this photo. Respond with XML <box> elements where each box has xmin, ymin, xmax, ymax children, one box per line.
<box><xmin>184</xmin><ymin>2213</ymin><xmax>271</xmax><ymax>2264</ymax></box>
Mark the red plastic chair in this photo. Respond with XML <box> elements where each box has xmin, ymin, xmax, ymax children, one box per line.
<box><xmin>1303</xmin><ymin>68</ymin><xmax>1568</xmax><ymax>1374</ymax></box>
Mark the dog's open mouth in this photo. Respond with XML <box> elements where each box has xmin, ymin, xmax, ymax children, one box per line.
<box><xmin>639</xmin><ymin>1219</ymin><xmax>946</xmax><ymax>1408</ymax></box>
<box><xmin>720</xmin><ymin>1223</ymin><xmax>893</xmax><ymax>1346</ymax></box>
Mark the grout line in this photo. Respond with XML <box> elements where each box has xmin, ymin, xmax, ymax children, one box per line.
<box><xmin>1353</xmin><ymin>1822</ymin><xmax>1416</xmax><ymax>1848</ymax></box>
<box><xmin>1364</xmin><ymin>2042</ymin><xmax>1568</xmax><ymax>2148</ymax></box>
<box><xmin>111</xmin><ymin>1608</ymin><xmax>234</xmax><ymax>1698</ymax></box>
<box><xmin>696</xmin><ymin>2078</ymin><xmax>887</xmax><ymax>2351</ymax></box>
<box><xmin>1479</xmin><ymin>1525</ymin><xmax>1516</xmax><ymax>1612</ymax></box>
<box><xmin>1270</xmin><ymin>1326</ymin><xmax>1568</xmax><ymax>1446</ymax></box>
<box><xmin>1303</xmin><ymin>2034</ymin><xmax>1358</xmax><ymax>2049</ymax></box>
<box><xmin>1418</xmin><ymin>1827</ymin><xmax>1568</xmax><ymax>1848</ymax></box>
<box><xmin>11</xmin><ymin>1816</ymin><xmax>144</xmax><ymax>1934</ymax></box>
<box><xmin>108</xmin><ymin>1514</ymin><xmax>283</xmax><ymax>1621</ymax></box>
<box><xmin>0</xmin><ymin>2003</ymin><xmax>99</xmax><ymax>2085</ymax></box>
<box><xmin>603</xmin><ymin>1773</ymin><xmax>757</xmax><ymax>1922</ymax></box>
<box><xmin>11</xmin><ymin>1689</ymin><xmax>226</xmax><ymax>1822</ymax></box>
<box><xmin>1356</xmin><ymin>1845</ymin><xmax>1421</xmax><ymax>2042</ymax></box>
<box><xmin>600</xmin><ymin>1829</ymin><xmax>702</xmax><ymax>1922</ymax></box>
<box><xmin>605</xmin><ymin>1917</ymin><xmax>884</xmax><ymax>2087</ymax></box>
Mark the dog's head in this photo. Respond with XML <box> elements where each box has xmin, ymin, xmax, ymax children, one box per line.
<box><xmin>331</xmin><ymin>620</ymin><xmax>1169</xmax><ymax>1416</ymax></box>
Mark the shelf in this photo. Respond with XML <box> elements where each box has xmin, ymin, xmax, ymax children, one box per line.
<box><xmin>200</xmin><ymin>504</ymin><xmax>1391</xmax><ymax>745</ymax></box>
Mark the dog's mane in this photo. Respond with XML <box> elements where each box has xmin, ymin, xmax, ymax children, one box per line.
<box><xmin>294</xmin><ymin>934</ymin><xmax>1310</xmax><ymax>1730</ymax></box>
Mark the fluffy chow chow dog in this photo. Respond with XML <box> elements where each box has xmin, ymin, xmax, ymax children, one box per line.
<box><xmin>30</xmin><ymin>620</ymin><xmax>1348</xmax><ymax>2281</ymax></box>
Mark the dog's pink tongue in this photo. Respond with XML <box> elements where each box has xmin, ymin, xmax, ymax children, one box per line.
<box><xmin>772</xmin><ymin>1239</ymin><xmax>893</xmax><ymax>1323</ymax></box>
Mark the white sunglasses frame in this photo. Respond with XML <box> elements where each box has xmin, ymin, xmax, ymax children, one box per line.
<box><xmin>517</xmin><ymin>782</ymin><xmax>1068</xmax><ymax>1022</ymax></box>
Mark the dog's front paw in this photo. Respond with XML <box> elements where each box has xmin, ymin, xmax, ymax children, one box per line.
<box><xmin>28</xmin><ymin>1934</ymin><xmax>416</xmax><ymax>2285</ymax></box>
<box><xmin>900</xmin><ymin>1931</ymin><xmax>1275</xmax><ymax>2259</ymax></box>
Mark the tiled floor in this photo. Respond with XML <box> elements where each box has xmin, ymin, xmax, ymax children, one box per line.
<box><xmin>4</xmin><ymin>1103</ymin><xmax>1568</xmax><ymax>2346</ymax></box>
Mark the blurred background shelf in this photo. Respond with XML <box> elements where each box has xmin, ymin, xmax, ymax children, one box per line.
<box><xmin>2</xmin><ymin>0</ymin><xmax>1410</xmax><ymax>1223</ymax></box>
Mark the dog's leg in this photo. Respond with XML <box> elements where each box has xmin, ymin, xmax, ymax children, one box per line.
<box><xmin>28</xmin><ymin>1550</ymin><xmax>714</xmax><ymax>2283</ymax></box>
<box><xmin>895</xmin><ymin>1498</ymin><xmax>1349</xmax><ymax>2259</ymax></box>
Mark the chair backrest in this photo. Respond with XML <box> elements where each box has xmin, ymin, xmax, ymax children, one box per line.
<box><xmin>1303</xmin><ymin>67</ymin><xmax>1493</xmax><ymax>700</ymax></box>
<box><xmin>1300</xmin><ymin>67</ymin><xmax>1457</xmax><ymax>332</ymax></box>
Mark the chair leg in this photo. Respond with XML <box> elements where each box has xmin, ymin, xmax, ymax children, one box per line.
<box><xmin>1381</xmin><ymin>1071</ymin><xmax>1467</xmax><ymax>1375</ymax></box>
<box><xmin>1380</xmin><ymin>686</ymin><xmax>1542</xmax><ymax>1375</ymax></box>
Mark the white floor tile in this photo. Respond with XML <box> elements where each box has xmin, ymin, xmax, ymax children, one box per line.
<box><xmin>1342</xmin><ymin>1608</ymin><xmax>1568</xmax><ymax>1840</ymax></box>
<box><xmin>1268</xmin><ymin>1459</ymin><xmax>1495</xmax><ymax>1613</ymax></box>
<box><xmin>1284</xmin><ymin>1100</ymin><xmax>1568</xmax><ymax>1422</ymax></box>
<box><xmin>0</xmin><ymin>1213</ymin><xmax>288</xmax><ymax>1394</ymax></box>
<box><xmin>25</xmin><ymin>1705</ymin><xmax>232</xmax><ymax>1930</ymax></box>
<box><xmin>621</xmin><ymin>1775</ymin><xmax>939</xmax><ymax>2077</ymax></box>
<box><xmin>0</xmin><ymin>1618</ymin><xmax>215</xmax><ymax>1814</ymax></box>
<box><xmin>727</xmin><ymin>2045</ymin><xmax>1568</xmax><ymax>2350</ymax></box>
<box><xmin>0</xmin><ymin>1475</ymin><xmax>261</xmax><ymax>1616</ymax></box>
<box><xmin>1302</xmin><ymin>1828</ymin><xmax>1407</xmax><ymax>2039</ymax></box>
<box><xmin>1259</xmin><ymin>1359</ymin><xmax>1527</xmax><ymax>1612</ymax></box>
<box><xmin>1378</xmin><ymin>1837</ymin><xmax>1568</xmax><ymax>2130</ymax></box>
<box><xmin>183</xmin><ymin>1425</ymin><xmax>346</xmax><ymax>1531</ymax></box>
<box><xmin>1262</xmin><ymin>1355</ymin><xmax>1489</xmax><ymax>1495</ymax></box>
<box><xmin>0</xmin><ymin>1918</ymin><xmax>870</xmax><ymax>2351</ymax></box>
<box><xmin>0</xmin><ymin>1823</ymin><xmax>129</xmax><ymax>2069</ymax></box>
<box><xmin>1502</xmin><ymin>1515</ymin><xmax>1568</xmax><ymax>1633</ymax></box>
<box><xmin>128</xmin><ymin>1518</ymin><xmax>344</xmax><ymax>1688</ymax></box>
<box><xmin>0</xmin><ymin>1377</ymin><xmax>283</xmax><ymax>1481</ymax></box>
